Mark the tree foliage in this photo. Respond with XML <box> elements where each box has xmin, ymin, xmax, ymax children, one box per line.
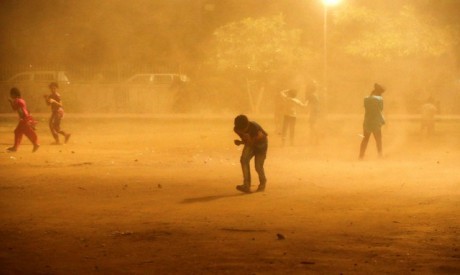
<box><xmin>334</xmin><ymin>5</ymin><xmax>459</xmax><ymax>60</ymax></box>
<box><xmin>210</xmin><ymin>15</ymin><xmax>313</xmax><ymax>74</ymax></box>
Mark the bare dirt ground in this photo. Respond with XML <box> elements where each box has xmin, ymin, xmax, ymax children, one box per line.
<box><xmin>0</xmin><ymin>114</ymin><xmax>459</xmax><ymax>274</ymax></box>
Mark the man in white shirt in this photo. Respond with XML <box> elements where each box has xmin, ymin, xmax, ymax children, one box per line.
<box><xmin>280</xmin><ymin>89</ymin><xmax>307</xmax><ymax>146</ymax></box>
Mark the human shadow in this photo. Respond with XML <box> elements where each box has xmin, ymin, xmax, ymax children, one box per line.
<box><xmin>181</xmin><ymin>193</ymin><xmax>248</xmax><ymax>204</ymax></box>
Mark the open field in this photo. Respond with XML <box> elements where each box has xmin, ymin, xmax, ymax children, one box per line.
<box><xmin>0</xmin><ymin>114</ymin><xmax>459</xmax><ymax>274</ymax></box>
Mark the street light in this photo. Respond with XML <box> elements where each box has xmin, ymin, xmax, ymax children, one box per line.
<box><xmin>322</xmin><ymin>0</ymin><xmax>341</xmax><ymax>113</ymax></box>
<box><xmin>323</xmin><ymin>0</ymin><xmax>341</xmax><ymax>5</ymax></box>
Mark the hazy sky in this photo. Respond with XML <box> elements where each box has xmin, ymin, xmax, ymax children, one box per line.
<box><xmin>0</xmin><ymin>0</ymin><xmax>459</xmax><ymax>68</ymax></box>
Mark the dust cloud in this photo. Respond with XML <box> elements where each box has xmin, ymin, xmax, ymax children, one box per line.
<box><xmin>0</xmin><ymin>0</ymin><xmax>459</xmax><ymax>274</ymax></box>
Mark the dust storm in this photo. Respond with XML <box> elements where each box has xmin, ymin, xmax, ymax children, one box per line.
<box><xmin>1</xmin><ymin>0</ymin><xmax>459</xmax><ymax>274</ymax></box>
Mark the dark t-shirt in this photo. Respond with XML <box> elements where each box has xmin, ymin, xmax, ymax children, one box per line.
<box><xmin>363</xmin><ymin>95</ymin><xmax>384</xmax><ymax>132</ymax></box>
<box><xmin>234</xmin><ymin>121</ymin><xmax>268</xmax><ymax>144</ymax></box>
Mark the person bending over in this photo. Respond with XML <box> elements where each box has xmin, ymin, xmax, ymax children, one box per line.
<box><xmin>233</xmin><ymin>114</ymin><xmax>268</xmax><ymax>193</ymax></box>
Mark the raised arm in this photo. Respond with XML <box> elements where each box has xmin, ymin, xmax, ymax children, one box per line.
<box><xmin>292</xmin><ymin>98</ymin><xmax>307</xmax><ymax>108</ymax></box>
<box><xmin>280</xmin><ymin>90</ymin><xmax>290</xmax><ymax>99</ymax></box>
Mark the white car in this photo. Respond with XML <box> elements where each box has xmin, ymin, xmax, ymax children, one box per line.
<box><xmin>8</xmin><ymin>71</ymin><xmax>70</xmax><ymax>85</ymax></box>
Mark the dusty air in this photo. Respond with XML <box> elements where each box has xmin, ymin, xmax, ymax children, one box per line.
<box><xmin>1</xmin><ymin>0</ymin><xmax>459</xmax><ymax>274</ymax></box>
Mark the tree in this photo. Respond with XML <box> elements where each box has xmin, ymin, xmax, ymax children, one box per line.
<box><xmin>325</xmin><ymin>3</ymin><xmax>460</xmax><ymax>113</ymax></box>
<box><xmin>209</xmin><ymin>15</ymin><xmax>314</xmax><ymax>112</ymax></box>
<box><xmin>212</xmin><ymin>15</ymin><xmax>312</xmax><ymax>73</ymax></box>
<box><xmin>334</xmin><ymin>5</ymin><xmax>458</xmax><ymax>60</ymax></box>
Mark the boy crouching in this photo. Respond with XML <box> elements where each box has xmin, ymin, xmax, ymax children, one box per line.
<box><xmin>233</xmin><ymin>114</ymin><xmax>268</xmax><ymax>193</ymax></box>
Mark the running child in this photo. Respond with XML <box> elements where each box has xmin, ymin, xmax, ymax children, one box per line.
<box><xmin>43</xmin><ymin>82</ymin><xmax>71</xmax><ymax>144</ymax></box>
<box><xmin>7</xmin><ymin>87</ymin><xmax>40</xmax><ymax>152</ymax></box>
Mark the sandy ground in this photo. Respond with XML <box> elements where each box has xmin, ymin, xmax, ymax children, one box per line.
<box><xmin>0</xmin><ymin>114</ymin><xmax>459</xmax><ymax>274</ymax></box>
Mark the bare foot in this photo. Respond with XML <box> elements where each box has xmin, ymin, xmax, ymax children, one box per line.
<box><xmin>65</xmin><ymin>134</ymin><xmax>71</xmax><ymax>144</ymax></box>
<box><xmin>32</xmin><ymin>144</ymin><xmax>40</xmax><ymax>152</ymax></box>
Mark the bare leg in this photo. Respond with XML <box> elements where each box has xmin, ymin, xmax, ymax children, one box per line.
<box><xmin>359</xmin><ymin>131</ymin><xmax>371</xmax><ymax>159</ymax></box>
<box><xmin>374</xmin><ymin>129</ymin><xmax>382</xmax><ymax>157</ymax></box>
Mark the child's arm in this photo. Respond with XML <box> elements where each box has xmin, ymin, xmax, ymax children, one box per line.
<box><xmin>233</xmin><ymin>128</ymin><xmax>246</xmax><ymax>146</ymax></box>
<box><xmin>43</xmin><ymin>95</ymin><xmax>51</xmax><ymax>105</ymax></box>
<box><xmin>9</xmin><ymin>99</ymin><xmax>24</xmax><ymax>118</ymax></box>
<box><xmin>234</xmin><ymin>139</ymin><xmax>244</xmax><ymax>146</ymax></box>
<box><xmin>241</xmin><ymin>131</ymin><xmax>265</xmax><ymax>146</ymax></box>
<box><xmin>234</xmin><ymin>127</ymin><xmax>266</xmax><ymax>146</ymax></box>
<box><xmin>43</xmin><ymin>95</ymin><xmax>63</xmax><ymax>107</ymax></box>
<box><xmin>8</xmin><ymin>98</ymin><xmax>17</xmax><ymax>110</ymax></box>
<box><xmin>49</xmin><ymin>98</ymin><xmax>63</xmax><ymax>107</ymax></box>
<box><xmin>233</xmin><ymin>128</ymin><xmax>252</xmax><ymax>146</ymax></box>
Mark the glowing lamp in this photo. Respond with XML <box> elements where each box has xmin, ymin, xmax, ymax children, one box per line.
<box><xmin>323</xmin><ymin>0</ymin><xmax>341</xmax><ymax>6</ymax></box>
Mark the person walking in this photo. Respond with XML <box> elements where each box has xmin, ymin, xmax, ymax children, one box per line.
<box><xmin>43</xmin><ymin>82</ymin><xmax>71</xmax><ymax>144</ymax></box>
<box><xmin>359</xmin><ymin>83</ymin><xmax>386</xmax><ymax>159</ymax></box>
<box><xmin>280</xmin><ymin>89</ymin><xmax>307</xmax><ymax>146</ymax></box>
<box><xmin>7</xmin><ymin>87</ymin><xmax>40</xmax><ymax>152</ymax></box>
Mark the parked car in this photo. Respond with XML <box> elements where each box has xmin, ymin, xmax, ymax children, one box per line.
<box><xmin>7</xmin><ymin>71</ymin><xmax>70</xmax><ymax>85</ymax></box>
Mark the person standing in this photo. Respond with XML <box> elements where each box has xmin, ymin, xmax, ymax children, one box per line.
<box><xmin>233</xmin><ymin>114</ymin><xmax>268</xmax><ymax>193</ymax></box>
<box><xmin>305</xmin><ymin>82</ymin><xmax>320</xmax><ymax>144</ymax></box>
<box><xmin>280</xmin><ymin>89</ymin><xmax>307</xmax><ymax>146</ymax></box>
<box><xmin>7</xmin><ymin>87</ymin><xmax>40</xmax><ymax>152</ymax></box>
<box><xmin>420</xmin><ymin>96</ymin><xmax>438</xmax><ymax>136</ymax></box>
<box><xmin>44</xmin><ymin>82</ymin><xmax>71</xmax><ymax>144</ymax></box>
<box><xmin>359</xmin><ymin>83</ymin><xmax>386</xmax><ymax>159</ymax></box>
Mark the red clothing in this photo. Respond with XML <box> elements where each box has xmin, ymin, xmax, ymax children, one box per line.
<box><xmin>11</xmin><ymin>98</ymin><xmax>31</xmax><ymax>120</ymax></box>
<box><xmin>10</xmin><ymin>98</ymin><xmax>38</xmax><ymax>148</ymax></box>
<box><xmin>14</xmin><ymin>119</ymin><xmax>38</xmax><ymax>148</ymax></box>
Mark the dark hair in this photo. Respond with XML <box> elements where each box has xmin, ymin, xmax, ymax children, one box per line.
<box><xmin>10</xmin><ymin>87</ymin><xmax>21</xmax><ymax>98</ymax></box>
<box><xmin>49</xmin><ymin>82</ymin><xmax>59</xmax><ymax>89</ymax></box>
<box><xmin>373</xmin><ymin>83</ymin><xmax>385</xmax><ymax>95</ymax></box>
<box><xmin>234</xmin><ymin>114</ymin><xmax>249</xmax><ymax>130</ymax></box>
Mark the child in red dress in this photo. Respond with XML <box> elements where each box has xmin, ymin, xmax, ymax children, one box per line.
<box><xmin>7</xmin><ymin>87</ymin><xmax>40</xmax><ymax>152</ymax></box>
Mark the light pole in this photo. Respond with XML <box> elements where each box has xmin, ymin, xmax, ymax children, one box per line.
<box><xmin>322</xmin><ymin>0</ymin><xmax>341</xmax><ymax>113</ymax></box>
